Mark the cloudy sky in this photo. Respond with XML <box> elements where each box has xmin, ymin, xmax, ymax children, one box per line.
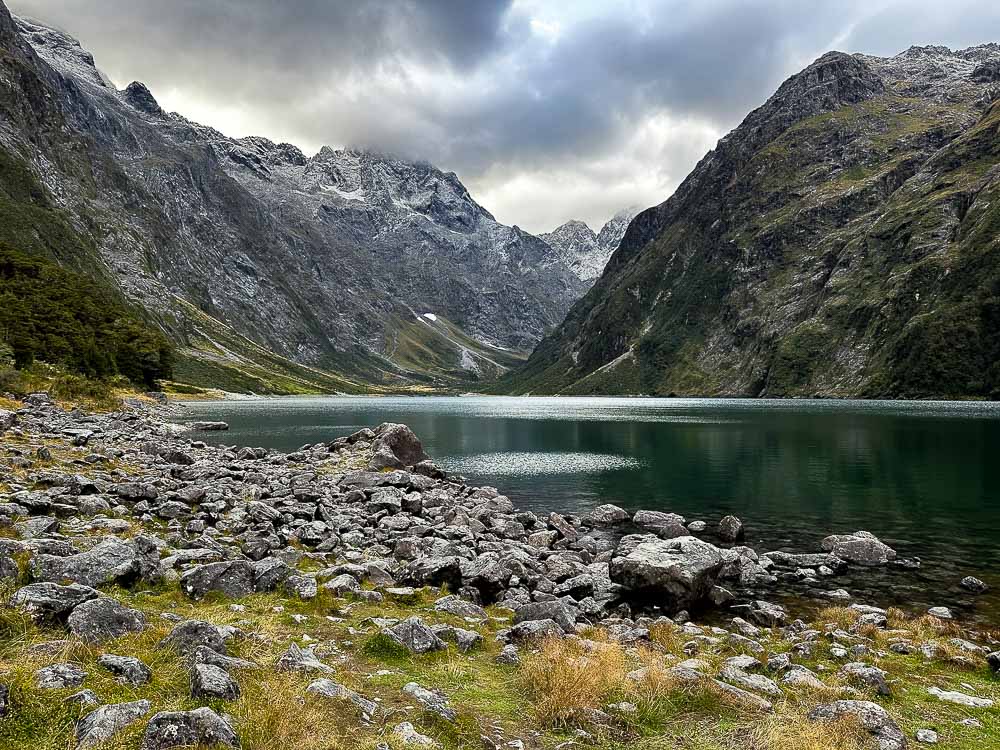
<box><xmin>10</xmin><ymin>0</ymin><xmax>1000</xmax><ymax>233</ymax></box>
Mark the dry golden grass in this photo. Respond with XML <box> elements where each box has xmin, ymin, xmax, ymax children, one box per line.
<box><xmin>520</xmin><ymin>636</ymin><xmax>628</xmax><ymax>727</ymax></box>
<box><xmin>230</xmin><ymin>672</ymin><xmax>362</xmax><ymax>750</ymax></box>
<box><xmin>816</xmin><ymin>606</ymin><xmax>859</xmax><ymax>631</ymax></box>
<box><xmin>745</xmin><ymin>712</ymin><xmax>873</xmax><ymax>750</ymax></box>
<box><xmin>648</xmin><ymin>621</ymin><xmax>688</xmax><ymax>655</ymax></box>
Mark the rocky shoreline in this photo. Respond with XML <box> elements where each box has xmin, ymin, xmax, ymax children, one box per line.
<box><xmin>0</xmin><ymin>394</ymin><xmax>998</xmax><ymax>749</ymax></box>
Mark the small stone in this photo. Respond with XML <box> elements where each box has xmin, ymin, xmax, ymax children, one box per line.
<box><xmin>394</xmin><ymin>721</ymin><xmax>438</xmax><ymax>747</ymax></box>
<box><xmin>915</xmin><ymin>729</ymin><xmax>938</xmax><ymax>744</ymax></box>
<box><xmin>927</xmin><ymin>607</ymin><xmax>953</xmax><ymax>620</ymax></box>
<box><xmin>36</xmin><ymin>663</ymin><xmax>87</xmax><ymax>689</ymax></box>
<box><xmin>718</xmin><ymin>515</ymin><xmax>744</xmax><ymax>542</ymax></box>
<box><xmin>98</xmin><ymin>655</ymin><xmax>152</xmax><ymax>686</ymax></box>
<box><xmin>927</xmin><ymin>686</ymin><xmax>993</xmax><ymax>707</ymax></box>
<box><xmin>959</xmin><ymin>576</ymin><xmax>988</xmax><ymax>594</ymax></box>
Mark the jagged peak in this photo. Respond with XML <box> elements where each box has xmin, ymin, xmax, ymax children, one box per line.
<box><xmin>123</xmin><ymin>81</ymin><xmax>163</xmax><ymax>116</ymax></box>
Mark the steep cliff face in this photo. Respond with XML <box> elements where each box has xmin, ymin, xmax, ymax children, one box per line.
<box><xmin>540</xmin><ymin>208</ymin><xmax>637</xmax><ymax>284</ymax></box>
<box><xmin>506</xmin><ymin>46</ymin><xmax>1000</xmax><ymax>399</ymax></box>
<box><xmin>0</xmin><ymin>8</ymin><xmax>585</xmax><ymax>390</ymax></box>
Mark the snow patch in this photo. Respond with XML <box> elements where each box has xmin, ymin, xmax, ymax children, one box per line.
<box><xmin>423</xmin><ymin>313</ymin><xmax>438</xmax><ymax>322</ymax></box>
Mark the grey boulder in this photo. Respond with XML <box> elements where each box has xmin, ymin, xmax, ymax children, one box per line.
<box><xmin>191</xmin><ymin>663</ymin><xmax>240</xmax><ymax>700</ymax></box>
<box><xmin>180</xmin><ymin>561</ymin><xmax>255</xmax><ymax>599</ymax></box>
<box><xmin>68</xmin><ymin>598</ymin><xmax>146</xmax><ymax>643</ymax></box>
<box><xmin>140</xmin><ymin>707</ymin><xmax>239</xmax><ymax>750</ymax></box>
<box><xmin>609</xmin><ymin>535</ymin><xmax>725</xmax><ymax>611</ymax></box>
<box><xmin>820</xmin><ymin>531</ymin><xmax>896</xmax><ymax>566</ymax></box>
<box><xmin>77</xmin><ymin>700</ymin><xmax>152</xmax><ymax>750</ymax></box>
<box><xmin>9</xmin><ymin>582</ymin><xmax>98</xmax><ymax>622</ymax></box>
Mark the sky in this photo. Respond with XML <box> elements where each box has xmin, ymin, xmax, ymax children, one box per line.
<box><xmin>9</xmin><ymin>0</ymin><xmax>1000</xmax><ymax>233</ymax></box>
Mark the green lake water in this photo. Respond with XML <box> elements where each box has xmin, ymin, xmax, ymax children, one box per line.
<box><xmin>180</xmin><ymin>396</ymin><xmax>1000</xmax><ymax>623</ymax></box>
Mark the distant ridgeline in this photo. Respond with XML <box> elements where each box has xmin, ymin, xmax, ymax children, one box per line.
<box><xmin>0</xmin><ymin>146</ymin><xmax>172</xmax><ymax>387</ymax></box>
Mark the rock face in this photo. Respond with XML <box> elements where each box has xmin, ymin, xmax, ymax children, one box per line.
<box><xmin>540</xmin><ymin>208</ymin><xmax>638</xmax><ymax>284</ymax></box>
<box><xmin>507</xmin><ymin>44</ymin><xmax>1000</xmax><ymax>400</ymax></box>
<box><xmin>0</xmin><ymin>10</ymin><xmax>587</xmax><ymax>390</ymax></box>
<box><xmin>609</xmin><ymin>535</ymin><xmax>725</xmax><ymax>612</ymax></box>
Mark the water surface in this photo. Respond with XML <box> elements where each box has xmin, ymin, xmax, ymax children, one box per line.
<box><xmin>180</xmin><ymin>396</ymin><xmax>1000</xmax><ymax>623</ymax></box>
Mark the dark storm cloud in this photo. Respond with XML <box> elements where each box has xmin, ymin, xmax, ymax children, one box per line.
<box><xmin>8</xmin><ymin>0</ymin><xmax>1000</xmax><ymax>231</ymax></box>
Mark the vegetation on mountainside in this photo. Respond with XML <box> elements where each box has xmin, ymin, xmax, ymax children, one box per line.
<box><xmin>501</xmin><ymin>70</ymin><xmax>1000</xmax><ymax>399</ymax></box>
<box><xmin>0</xmin><ymin>244</ymin><xmax>172</xmax><ymax>389</ymax></box>
<box><xmin>0</xmin><ymin>144</ymin><xmax>172</xmax><ymax>389</ymax></box>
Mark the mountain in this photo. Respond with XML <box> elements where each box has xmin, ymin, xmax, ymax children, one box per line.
<box><xmin>540</xmin><ymin>208</ymin><xmax>638</xmax><ymax>284</ymax></box>
<box><xmin>505</xmin><ymin>45</ymin><xmax>1000</xmax><ymax>399</ymax></box>
<box><xmin>0</xmin><ymin>6</ymin><xmax>585</xmax><ymax>391</ymax></box>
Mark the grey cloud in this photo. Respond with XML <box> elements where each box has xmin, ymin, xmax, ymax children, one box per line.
<box><xmin>8</xmin><ymin>0</ymin><xmax>1000</xmax><ymax>232</ymax></box>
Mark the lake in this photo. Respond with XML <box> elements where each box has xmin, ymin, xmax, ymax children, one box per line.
<box><xmin>179</xmin><ymin>396</ymin><xmax>1000</xmax><ymax>623</ymax></box>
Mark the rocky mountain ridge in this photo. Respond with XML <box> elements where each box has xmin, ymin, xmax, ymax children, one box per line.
<box><xmin>506</xmin><ymin>44</ymin><xmax>1000</xmax><ymax>398</ymax></box>
<box><xmin>540</xmin><ymin>208</ymin><xmax>638</xmax><ymax>284</ymax></box>
<box><xmin>1</xmin><ymin>6</ymin><xmax>585</xmax><ymax>391</ymax></box>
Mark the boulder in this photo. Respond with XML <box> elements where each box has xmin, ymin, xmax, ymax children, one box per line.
<box><xmin>960</xmin><ymin>576</ymin><xmax>988</xmax><ymax>594</ymax></box>
<box><xmin>513</xmin><ymin>600</ymin><xmax>577</xmax><ymax>634</ymax></box>
<box><xmin>840</xmin><ymin>662</ymin><xmax>891</xmax><ymax>696</ymax></box>
<box><xmin>180</xmin><ymin>561</ymin><xmax>255</xmax><ymax>599</ymax></box>
<box><xmin>9</xmin><ymin>582</ymin><xmax>98</xmax><ymax>622</ymax></box>
<box><xmin>718</xmin><ymin>515</ymin><xmax>745</xmax><ymax>542</ymax></box>
<box><xmin>433</xmin><ymin>594</ymin><xmax>487</xmax><ymax>620</ymax></box>
<box><xmin>140</xmin><ymin>707</ymin><xmax>239</xmax><ymax>750</ymax></box>
<box><xmin>632</xmin><ymin>510</ymin><xmax>688</xmax><ymax>538</ymax></box>
<box><xmin>383</xmin><ymin>617</ymin><xmax>447</xmax><ymax>654</ymax></box>
<box><xmin>275</xmin><ymin>643</ymin><xmax>334</xmax><ymax>674</ymax></box>
<box><xmin>587</xmin><ymin>504</ymin><xmax>630</xmax><ymax>526</ymax></box>
<box><xmin>820</xmin><ymin>531</ymin><xmax>896</xmax><ymax>566</ymax></box>
<box><xmin>306</xmin><ymin>679</ymin><xmax>378</xmax><ymax>717</ymax></box>
<box><xmin>400</xmin><ymin>556</ymin><xmax>463</xmax><ymax>591</ymax></box>
<box><xmin>609</xmin><ymin>535</ymin><xmax>724</xmax><ymax>612</ymax></box>
<box><xmin>76</xmin><ymin>700</ymin><xmax>151</xmax><ymax>750</ymax></box>
<box><xmin>30</xmin><ymin>537</ymin><xmax>145</xmax><ymax>588</ymax></box>
<box><xmin>191</xmin><ymin>663</ymin><xmax>240</xmax><ymax>700</ymax></box>
<box><xmin>808</xmin><ymin>700</ymin><xmax>906</xmax><ymax>750</ymax></box>
<box><xmin>159</xmin><ymin>620</ymin><xmax>227</xmax><ymax>659</ymax></box>
<box><xmin>188</xmin><ymin>422</ymin><xmax>229</xmax><ymax>431</ymax></box>
<box><xmin>68</xmin><ymin>598</ymin><xmax>146</xmax><ymax>643</ymax></box>
<box><xmin>368</xmin><ymin>423</ymin><xmax>429</xmax><ymax>469</ymax></box>
<box><xmin>402</xmin><ymin>682</ymin><xmax>456</xmax><ymax>721</ymax></box>
<box><xmin>35</xmin><ymin>663</ymin><xmax>87</xmax><ymax>689</ymax></box>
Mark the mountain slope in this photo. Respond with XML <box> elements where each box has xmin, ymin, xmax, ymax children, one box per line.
<box><xmin>505</xmin><ymin>45</ymin><xmax>1000</xmax><ymax>399</ymax></box>
<box><xmin>540</xmin><ymin>208</ymin><xmax>638</xmax><ymax>284</ymax></box>
<box><xmin>0</xmin><ymin>6</ymin><xmax>585</xmax><ymax>391</ymax></box>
